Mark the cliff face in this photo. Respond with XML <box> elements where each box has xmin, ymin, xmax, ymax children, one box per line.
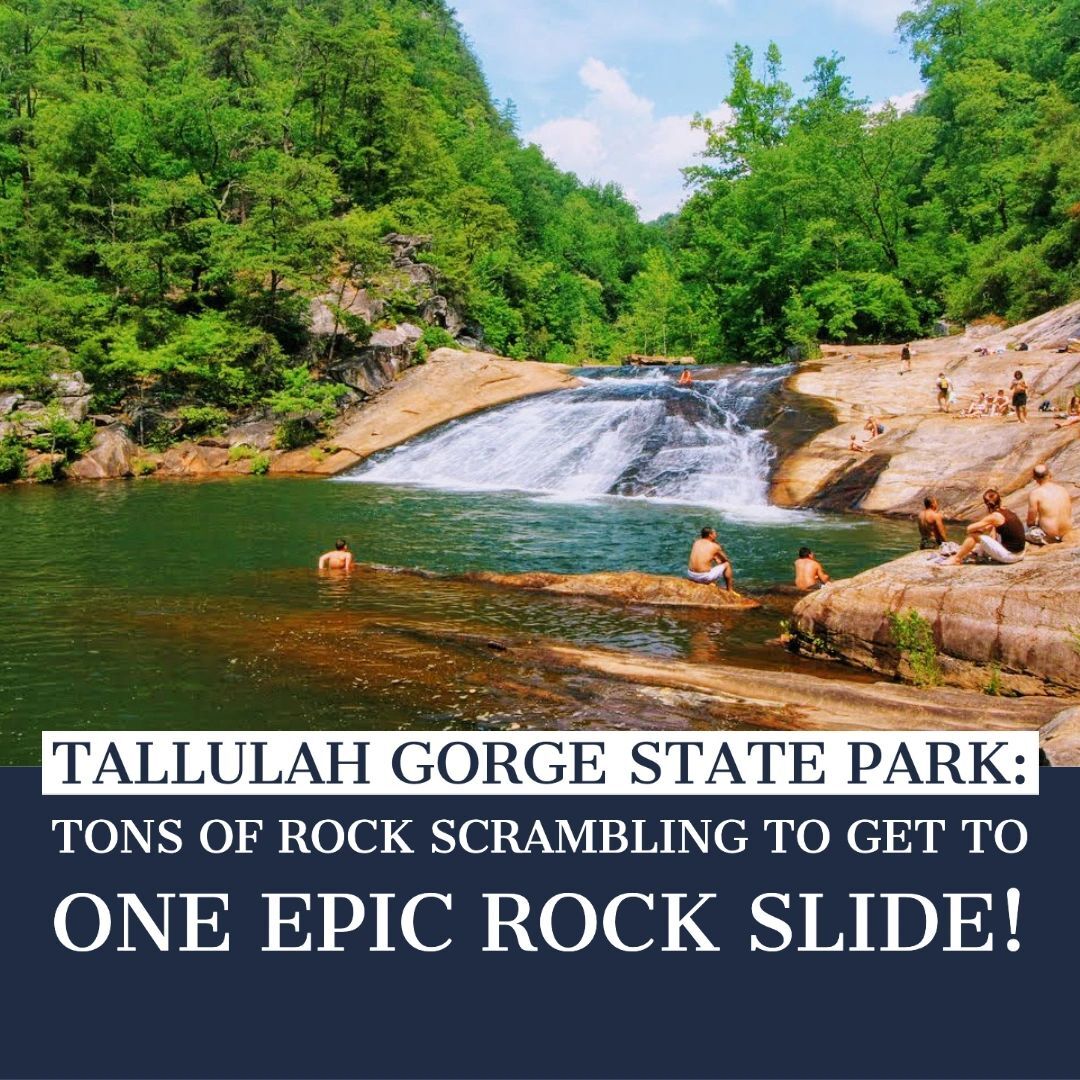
<box><xmin>771</xmin><ymin>301</ymin><xmax>1080</xmax><ymax>522</ymax></box>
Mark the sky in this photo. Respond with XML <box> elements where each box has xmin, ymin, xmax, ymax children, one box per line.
<box><xmin>450</xmin><ymin>0</ymin><xmax>924</xmax><ymax>220</ymax></box>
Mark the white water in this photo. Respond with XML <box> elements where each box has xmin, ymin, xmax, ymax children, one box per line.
<box><xmin>343</xmin><ymin>366</ymin><xmax>798</xmax><ymax>520</ymax></box>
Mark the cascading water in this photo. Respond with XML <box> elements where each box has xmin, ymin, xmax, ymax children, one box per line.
<box><xmin>342</xmin><ymin>366</ymin><xmax>796</xmax><ymax>520</ymax></box>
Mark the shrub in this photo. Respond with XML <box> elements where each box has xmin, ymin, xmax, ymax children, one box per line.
<box><xmin>177</xmin><ymin>405</ymin><xmax>229</xmax><ymax>437</ymax></box>
<box><xmin>0</xmin><ymin>438</ymin><xmax>26</xmax><ymax>481</ymax></box>
<box><xmin>274</xmin><ymin>417</ymin><xmax>320</xmax><ymax>451</ymax></box>
<box><xmin>887</xmin><ymin>608</ymin><xmax>942</xmax><ymax>687</ymax></box>
<box><xmin>249</xmin><ymin>452</ymin><xmax>271</xmax><ymax>475</ymax></box>
<box><xmin>28</xmin><ymin>410</ymin><xmax>95</xmax><ymax>460</ymax></box>
<box><xmin>228</xmin><ymin>444</ymin><xmax>257</xmax><ymax>463</ymax></box>
<box><xmin>133</xmin><ymin>458</ymin><xmax>157</xmax><ymax>477</ymax></box>
<box><xmin>31</xmin><ymin>459</ymin><xmax>62</xmax><ymax>483</ymax></box>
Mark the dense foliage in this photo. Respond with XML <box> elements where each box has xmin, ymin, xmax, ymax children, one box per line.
<box><xmin>0</xmin><ymin>0</ymin><xmax>651</xmax><ymax>415</ymax></box>
<box><xmin>1</xmin><ymin>0</ymin><xmax>1077</xmax><ymax>409</ymax></box>
<box><xmin>656</xmin><ymin>0</ymin><xmax>1080</xmax><ymax>362</ymax></box>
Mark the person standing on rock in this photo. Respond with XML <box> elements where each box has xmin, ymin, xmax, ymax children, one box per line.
<box><xmin>944</xmin><ymin>489</ymin><xmax>1026</xmax><ymax>565</ymax></box>
<box><xmin>318</xmin><ymin>539</ymin><xmax>354</xmax><ymax>571</ymax></box>
<box><xmin>918</xmin><ymin>497</ymin><xmax>949</xmax><ymax>550</ymax></box>
<box><xmin>794</xmin><ymin>547</ymin><xmax>830</xmax><ymax>590</ymax></box>
<box><xmin>687</xmin><ymin>527</ymin><xmax>734</xmax><ymax>592</ymax></box>
<box><xmin>935</xmin><ymin>372</ymin><xmax>954</xmax><ymax>413</ymax></box>
<box><xmin>1010</xmin><ymin>371</ymin><xmax>1029</xmax><ymax>423</ymax></box>
<box><xmin>1026</xmin><ymin>464</ymin><xmax>1072</xmax><ymax>544</ymax></box>
<box><xmin>900</xmin><ymin>344</ymin><xmax>912</xmax><ymax>375</ymax></box>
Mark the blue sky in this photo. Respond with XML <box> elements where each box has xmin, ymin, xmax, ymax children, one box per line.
<box><xmin>451</xmin><ymin>0</ymin><xmax>923</xmax><ymax>219</ymax></box>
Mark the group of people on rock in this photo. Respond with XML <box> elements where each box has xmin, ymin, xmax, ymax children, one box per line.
<box><xmin>936</xmin><ymin>371</ymin><xmax>1029</xmax><ymax>420</ymax></box>
<box><xmin>682</xmin><ymin>463</ymin><xmax>1071</xmax><ymax>600</ymax></box>
<box><xmin>922</xmin><ymin>463</ymin><xmax>1072</xmax><ymax>565</ymax></box>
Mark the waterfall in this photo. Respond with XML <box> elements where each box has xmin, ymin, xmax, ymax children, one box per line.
<box><xmin>341</xmin><ymin>366</ymin><xmax>795</xmax><ymax>519</ymax></box>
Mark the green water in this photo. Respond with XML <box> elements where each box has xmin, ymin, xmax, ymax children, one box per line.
<box><xmin>0</xmin><ymin>477</ymin><xmax>914</xmax><ymax>763</ymax></box>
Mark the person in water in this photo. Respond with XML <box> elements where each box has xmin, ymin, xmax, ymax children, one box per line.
<box><xmin>794</xmin><ymin>547</ymin><xmax>830</xmax><ymax>590</ymax></box>
<box><xmin>918</xmin><ymin>496</ymin><xmax>949</xmax><ymax>550</ymax></box>
<box><xmin>318</xmin><ymin>539</ymin><xmax>354</xmax><ymax>571</ymax></box>
<box><xmin>678</xmin><ymin>369</ymin><xmax>694</xmax><ymax>386</ymax></box>
<box><xmin>1026</xmin><ymin>464</ymin><xmax>1072</xmax><ymax>544</ymax></box>
<box><xmin>687</xmin><ymin>527</ymin><xmax>734</xmax><ymax>591</ymax></box>
<box><xmin>945</xmin><ymin>489</ymin><xmax>1026</xmax><ymax>565</ymax></box>
<box><xmin>1010</xmin><ymin>370</ymin><xmax>1029</xmax><ymax>423</ymax></box>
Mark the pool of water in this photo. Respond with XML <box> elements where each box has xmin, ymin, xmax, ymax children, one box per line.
<box><xmin>0</xmin><ymin>477</ymin><xmax>914</xmax><ymax>763</ymax></box>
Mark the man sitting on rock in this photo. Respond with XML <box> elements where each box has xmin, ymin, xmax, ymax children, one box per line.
<box><xmin>318</xmin><ymin>539</ymin><xmax>354</xmax><ymax>571</ymax></box>
<box><xmin>794</xmin><ymin>547</ymin><xmax>830</xmax><ymax>590</ymax></box>
<box><xmin>1026</xmin><ymin>464</ymin><xmax>1072</xmax><ymax>544</ymax></box>
<box><xmin>687</xmin><ymin>527</ymin><xmax>734</xmax><ymax>592</ymax></box>
<box><xmin>944</xmin><ymin>489</ymin><xmax>1025</xmax><ymax>565</ymax></box>
<box><xmin>918</xmin><ymin>496</ymin><xmax>949</xmax><ymax>550</ymax></box>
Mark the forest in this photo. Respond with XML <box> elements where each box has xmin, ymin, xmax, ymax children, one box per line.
<box><xmin>0</xmin><ymin>0</ymin><xmax>1078</xmax><ymax>429</ymax></box>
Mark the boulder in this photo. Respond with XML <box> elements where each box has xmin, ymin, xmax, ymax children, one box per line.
<box><xmin>0</xmin><ymin>392</ymin><xmax>23</xmax><ymax>416</ymax></box>
<box><xmin>793</xmin><ymin>545</ymin><xmax>1080</xmax><ymax>692</ymax></box>
<box><xmin>330</xmin><ymin>323</ymin><xmax>423</xmax><ymax>398</ymax></box>
<box><xmin>49</xmin><ymin>371</ymin><xmax>92</xmax><ymax>422</ymax></box>
<box><xmin>158</xmin><ymin>442</ymin><xmax>232</xmax><ymax>476</ymax></box>
<box><xmin>420</xmin><ymin>295</ymin><xmax>465</xmax><ymax>337</ymax></box>
<box><xmin>463</xmin><ymin>570</ymin><xmax>760</xmax><ymax>610</ymax></box>
<box><xmin>223</xmin><ymin>418</ymin><xmax>278</xmax><ymax>451</ymax></box>
<box><xmin>67</xmin><ymin>426</ymin><xmax>140</xmax><ymax>480</ymax></box>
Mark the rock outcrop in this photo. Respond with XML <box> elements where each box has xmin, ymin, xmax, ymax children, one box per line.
<box><xmin>67</xmin><ymin>426</ymin><xmax>141</xmax><ymax>480</ymax></box>
<box><xmin>771</xmin><ymin>301</ymin><xmax>1080</xmax><ymax>520</ymax></box>
<box><xmin>329</xmin><ymin>323</ymin><xmax>423</xmax><ymax>398</ymax></box>
<box><xmin>792</xmin><ymin>543</ymin><xmax>1080</xmax><ymax>693</ymax></box>
<box><xmin>272</xmin><ymin>348</ymin><xmax>580</xmax><ymax>475</ymax></box>
<box><xmin>463</xmin><ymin>570</ymin><xmax>761</xmax><ymax>610</ymax></box>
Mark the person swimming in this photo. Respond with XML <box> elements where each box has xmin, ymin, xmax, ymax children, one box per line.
<box><xmin>318</xmin><ymin>539</ymin><xmax>354</xmax><ymax>571</ymax></box>
<box><xmin>687</xmin><ymin>527</ymin><xmax>734</xmax><ymax>591</ymax></box>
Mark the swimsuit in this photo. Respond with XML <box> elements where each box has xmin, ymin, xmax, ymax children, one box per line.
<box><xmin>687</xmin><ymin>564</ymin><xmax>728</xmax><ymax>584</ymax></box>
<box><xmin>1012</xmin><ymin>390</ymin><xmax>1027</xmax><ymax>408</ymax></box>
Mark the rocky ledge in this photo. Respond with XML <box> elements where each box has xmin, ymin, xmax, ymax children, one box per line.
<box><xmin>462</xmin><ymin>570</ymin><xmax>760</xmax><ymax>610</ymax></box>
<box><xmin>271</xmin><ymin>347</ymin><xmax>580</xmax><ymax>475</ymax></box>
<box><xmin>792</xmin><ymin>541</ymin><xmax>1080</xmax><ymax>694</ymax></box>
<box><xmin>771</xmin><ymin>299</ymin><xmax>1080</xmax><ymax>521</ymax></box>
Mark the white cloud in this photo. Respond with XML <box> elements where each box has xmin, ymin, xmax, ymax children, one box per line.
<box><xmin>525</xmin><ymin>58</ymin><xmax>731</xmax><ymax>220</ymax></box>
<box><xmin>869</xmin><ymin>88</ymin><xmax>923</xmax><ymax>115</ymax></box>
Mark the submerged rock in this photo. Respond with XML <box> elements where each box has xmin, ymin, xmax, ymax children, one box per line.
<box><xmin>793</xmin><ymin>544</ymin><xmax>1080</xmax><ymax>692</ymax></box>
<box><xmin>464</xmin><ymin>570</ymin><xmax>761</xmax><ymax>610</ymax></box>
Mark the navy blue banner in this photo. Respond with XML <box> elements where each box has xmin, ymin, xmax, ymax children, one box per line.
<box><xmin>2</xmin><ymin>767</ymin><xmax>1076</xmax><ymax>1080</ymax></box>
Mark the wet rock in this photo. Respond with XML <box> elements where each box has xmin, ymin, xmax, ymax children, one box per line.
<box><xmin>464</xmin><ymin>570</ymin><xmax>761</xmax><ymax>610</ymax></box>
<box><xmin>68</xmin><ymin>426</ymin><xmax>140</xmax><ymax>480</ymax></box>
<box><xmin>793</xmin><ymin>545</ymin><xmax>1080</xmax><ymax>692</ymax></box>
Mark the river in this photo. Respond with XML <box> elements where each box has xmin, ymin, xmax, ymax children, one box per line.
<box><xmin>0</xmin><ymin>367</ymin><xmax>914</xmax><ymax>763</ymax></box>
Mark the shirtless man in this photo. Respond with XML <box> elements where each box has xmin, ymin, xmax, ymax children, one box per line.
<box><xmin>794</xmin><ymin>547</ymin><xmax>830</xmax><ymax>590</ymax></box>
<box><xmin>1026</xmin><ymin>464</ymin><xmax>1072</xmax><ymax>544</ymax></box>
<box><xmin>687</xmin><ymin>527</ymin><xmax>734</xmax><ymax>591</ymax></box>
<box><xmin>318</xmin><ymin>539</ymin><xmax>354</xmax><ymax>571</ymax></box>
<box><xmin>918</xmin><ymin>496</ymin><xmax>949</xmax><ymax>550</ymax></box>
